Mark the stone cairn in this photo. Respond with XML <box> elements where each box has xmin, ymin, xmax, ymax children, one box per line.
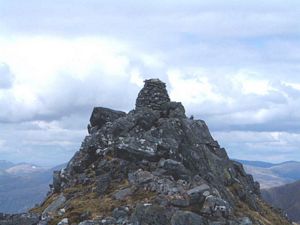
<box><xmin>135</xmin><ymin>79</ymin><xmax>170</xmax><ymax>110</ymax></box>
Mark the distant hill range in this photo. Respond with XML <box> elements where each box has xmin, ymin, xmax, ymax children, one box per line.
<box><xmin>261</xmin><ymin>180</ymin><xmax>300</xmax><ymax>224</ymax></box>
<box><xmin>237</xmin><ymin>159</ymin><xmax>300</xmax><ymax>224</ymax></box>
<box><xmin>0</xmin><ymin>157</ymin><xmax>298</xmax><ymax>218</ymax></box>
<box><xmin>0</xmin><ymin>160</ymin><xmax>15</xmax><ymax>170</ymax></box>
<box><xmin>236</xmin><ymin>159</ymin><xmax>300</xmax><ymax>189</ymax></box>
<box><xmin>0</xmin><ymin>160</ymin><xmax>66</xmax><ymax>213</ymax></box>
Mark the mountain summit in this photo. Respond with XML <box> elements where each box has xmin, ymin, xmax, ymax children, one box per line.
<box><xmin>20</xmin><ymin>79</ymin><xmax>290</xmax><ymax>225</ymax></box>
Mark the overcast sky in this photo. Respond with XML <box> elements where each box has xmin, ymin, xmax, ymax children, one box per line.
<box><xmin>0</xmin><ymin>0</ymin><xmax>300</xmax><ymax>167</ymax></box>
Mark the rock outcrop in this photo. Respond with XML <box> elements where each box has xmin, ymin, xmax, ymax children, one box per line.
<box><xmin>26</xmin><ymin>79</ymin><xmax>292</xmax><ymax>225</ymax></box>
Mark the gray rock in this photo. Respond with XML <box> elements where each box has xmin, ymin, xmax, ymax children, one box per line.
<box><xmin>146</xmin><ymin>177</ymin><xmax>182</xmax><ymax>195</ymax></box>
<box><xmin>113</xmin><ymin>188</ymin><xmax>134</xmax><ymax>200</ymax></box>
<box><xmin>42</xmin><ymin>194</ymin><xmax>66</xmax><ymax>217</ymax></box>
<box><xmin>169</xmin><ymin>195</ymin><xmax>190</xmax><ymax>207</ymax></box>
<box><xmin>128</xmin><ymin>169</ymin><xmax>154</xmax><ymax>185</ymax></box>
<box><xmin>232</xmin><ymin>161</ymin><xmax>247</xmax><ymax>177</ymax></box>
<box><xmin>37</xmin><ymin>220</ymin><xmax>49</xmax><ymax>225</ymax></box>
<box><xmin>112</xmin><ymin>206</ymin><xmax>129</xmax><ymax>220</ymax></box>
<box><xmin>95</xmin><ymin>158</ymin><xmax>129</xmax><ymax>180</ymax></box>
<box><xmin>53</xmin><ymin>170</ymin><xmax>62</xmax><ymax>193</ymax></box>
<box><xmin>100</xmin><ymin>217</ymin><xmax>117</xmax><ymax>225</ymax></box>
<box><xmin>187</xmin><ymin>184</ymin><xmax>211</xmax><ymax>204</ymax></box>
<box><xmin>158</xmin><ymin>159</ymin><xmax>191</xmax><ymax>180</ymax></box>
<box><xmin>131</xmin><ymin>203</ymin><xmax>170</xmax><ymax>225</ymax></box>
<box><xmin>96</xmin><ymin>173</ymin><xmax>111</xmax><ymax>195</ymax></box>
<box><xmin>79</xmin><ymin>211</ymin><xmax>91</xmax><ymax>221</ymax></box>
<box><xmin>114</xmin><ymin>136</ymin><xmax>160</xmax><ymax>161</ymax></box>
<box><xmin>134</xmin><ymin>107</ymin><xmax>160</xmax><ymax>130</ymax></box>
<box><xmin>161</xmin><ymin>101</ymin><xmax>186</xmax><ymax>118</ymax></box>
<box><xmin>89</xmin><ymin>107</ymin><xmax>126</xmax><ymax>131</ymax></box>
<box><xmin>57</xmin><ymin>218</ymin><xmax>68</xmax><ymax>225</ymax></box>
<box><xmin>201</xmin><ymin>195</ymin><xmax>231</xmax><ymax>217</ymax></box>
<box><xmin>238</xmin><ymin>217</ymin><xmax>253</xmax><ymax>225</ymax></box>
<box><xmin>112</xmin><ymin>206</ymin><xmax>130</xmax><ymax>225</ymax></box>
<box><xmin>78</xmin><ymin>220</ymin><xmax>101</xmax><ymax>225</ymax></box>
<box><xmin>171</xmin><ymin>210</ymin><xmax>207</xmax><ymax>225</ymax></box>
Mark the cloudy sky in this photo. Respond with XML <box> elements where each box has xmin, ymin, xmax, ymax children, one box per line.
<box><xmin>0</xmin><ymin>0</ymin><xmax>300</xmax><ymax>167</ymax></box>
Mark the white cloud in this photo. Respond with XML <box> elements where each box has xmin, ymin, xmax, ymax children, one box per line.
<box><xmin>0</xmin><ymin>36</ymin><xmax>148</xmax><ymax>122</ymax></box>
<box><xmin>167</xmin><ymin>68</ymin><xmax>225</xmax><ymax>104</ymax></box>
<box><xmin>284</xmin><ymin>82</ymin><xmax>300</xmax><ymax>91</ymax></box>
<box><xmin>0</xmin><ymin>36</ymin><xmax>129</xmax><ymax>84</ymax></box>
<box><xmin>1</xmin><ymin>1</ymin><xmax>300</xmax><ymax>165</ymax></box>
<box><xmin>0</xmin><ymin>63</ymin><xmax>14</xmax><ymax>89</ymax></box>
<box><xmin>231</xmin><ymin>71</ymin><xmax>274</xmax><ymax>95</ymax></box>
<box><xmin>213</xmin><ymin>131</ymin><xmax>300</xmax><ymax>162</ymax></box>
<box><xmin>0</xmin><ymin>139</ymin><xmax>5</xmax><ymax>147</ymax></box>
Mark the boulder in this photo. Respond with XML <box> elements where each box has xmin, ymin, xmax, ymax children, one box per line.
<box><xmin>57</xmin><ymin>218</ymin><xmax>68</xmax><ymax>225</ymax></box>
<box><xmin>114</xmin><ymin>136</ymin><xmax>160</xmax><ymax>161</ymax></box>
<box><xmin>100</xmin><ymin>217</ymin><xmax>117</xmax><ymax>225</ymax></box>
<box><xmin>134</xmin><ymin>107</ymin><xmax>160</xmax><ymax>130</ymax></box>
<box><xmin>161</xmin><ymin>101</ymin><xmax>186</xmax><ymax>118</ymax></box>
<box><xmin>112</xmin><ymin>206</ymin><xmax>129</xmax><ymax>220</ymax></box>
<box><xmin>171</xmin><ymin>210</ymin><xmax>208</xmax><ymax>225</ymax></box>
<box><xmin>89</xmin><ymin>107</ymin><xmax>126</xmax><ymax>132</ymax></box>
<box><xmin>78</xmin><ymin>221</ymin><xmax>101</xmax><ymax>225</ymax></box>
<box><xmin>42</xmin><ymin>194</ymin><xmax>66</xmax><ymax>217</ymax></box>
<box><xmin>130</xmin><ymin>204</ymin><xmax>170</xmax><ymax>225</ymax></box>
<box><xmin>96</xmin><ymin>173</ymin><xmax>111</xmax><ymax>196</ymax></box>
<box><xmin>187</xmin><ymin>184</ymin><xmax>211</xmax><ymax>204</ymax></box>
<box><xmin>238</xmin><ymin>217</ymin><xmax>253</xmax><ymax>225</ymax></box>
<box><xmin>128</xmin><ymin>169</ymin><xmax>154</xmax><ymax>186</ymax></box>
<box><xmin>95</xmin><ymin>158</ymin><xmax>129</xmax><ymax>180</ymax></box>
<box><xmin>113</xmin><ymin>188</ymin><xmax>134</xmax><ymax>200</ymax></box>
<box><xmin>169</xmin><ymin>194</ymin><xmax>190</xmax><ymax>207</ymax></box>
<box><xmin>158</xmin><ymin>159</ymin><xmax>190</xmax><ymax>180</ymax></box>
<box><xmin>201</xmin><ymin>195</ymin><xmax>231</xmax><ymax>217</ymax></box>
<box><xmin>53</xmin><ymin>170</ymin><xmax>62</xmax><ymax>193</ymax></box>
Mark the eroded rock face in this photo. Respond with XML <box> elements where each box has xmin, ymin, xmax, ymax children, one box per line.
<box><xmin>88</xmin><ymin>107</ymin><xmax>126</xmax><ymax>134</ymax></box>
<box><xmin>29</xmin><ymin>78</ymin><xmax>291</xmax><ymax>225</ymax></box>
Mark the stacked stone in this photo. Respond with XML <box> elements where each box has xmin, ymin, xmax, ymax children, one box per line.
<box><xmin>135</xmin><ymin>79</ymin><xmax>170</xmax><ymax>110</ymax></box>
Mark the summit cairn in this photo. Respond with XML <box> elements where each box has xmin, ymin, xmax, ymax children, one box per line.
<box><xmin>136</xmin><ymin>79</ymin><xmax>186</xmax><ymax>119</ymax></box>
<box><xmin>29</xmin><ymin>78</ymin><xmax>291</xmax><ymax>225</ymax></box>
<box><xmin>135</xmin><ymin>79</ymin><xmax>170</xmax><ymax>110</ymax></box>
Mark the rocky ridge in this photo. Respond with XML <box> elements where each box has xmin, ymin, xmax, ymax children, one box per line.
<box><xmin>2</xmin><ymin>79</ymin><xmax>291</xmax><ymax>225</ymax></box>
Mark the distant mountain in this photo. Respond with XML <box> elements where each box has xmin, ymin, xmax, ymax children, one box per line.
<box><xmin>0</xmin><ymin>161</ymin><xmax>66</xmax><ymax>213</ymax></box>
<box><xmin>5</xmin><ymin>163</ymin><xmax>45</xmax><ymax>175</ymax></box>
<box><xmin>267</xmin><ymin>161</ymin><xmax>300</xmax><ymax>180</ymax></box>
<box><xmin>262</xmin><ymin>180</ymin><xmax>300</xmax><ymax>224</ymax></box>
<box><xmin>237</xmin><ymin>159</ymin><xmax>300</xmax><ymax>189</ymax></box>
<box><xmin>0</xmin><ymin>160</ymin><xmax>15</xmax><ymax>170</ymax></box>
<box><xmin>236</xmin><ymin>159</ymin><xmax>275</xmax><ymax>168</ymax></box>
